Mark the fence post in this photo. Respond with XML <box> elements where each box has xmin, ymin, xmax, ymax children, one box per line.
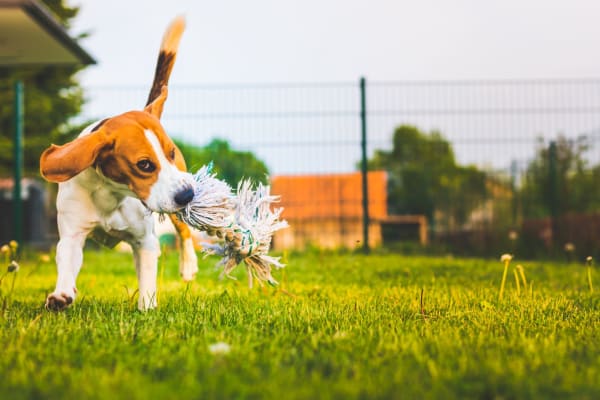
<box><xmin>360</xmin><ymin>77</ymin><xmax>370</xmax><ymax>254</ymax></box>
<box><xmin>548</xmin><ymin>141</ymin><xmax>558</xmax><ymax>250</ymax></box>
<box><xmin>13</xmin><ymin>80</ymin><xmax>24</xmax><ymax>247</ymax></box>
<box><xmin>510</xmin><ymin>159</ymin><xmax>518</xmax><ymax>225</ymax></box>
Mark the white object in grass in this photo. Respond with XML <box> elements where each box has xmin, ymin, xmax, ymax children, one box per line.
<box><xmin>208</xmin><ymin>341</ymin><xmax>231</xmax><ymax>355</ymax></box>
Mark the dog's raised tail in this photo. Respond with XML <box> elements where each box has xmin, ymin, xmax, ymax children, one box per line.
<box><xmin>146</xmin><ymin>16</ymin><xmax>186</xmax><ymax>109</ymax></box>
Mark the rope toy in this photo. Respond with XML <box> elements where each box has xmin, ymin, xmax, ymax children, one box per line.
<box><xmin>175</xmin><ymin>163</ymin><xmax>288</xmax><ymax>287</ymax></box>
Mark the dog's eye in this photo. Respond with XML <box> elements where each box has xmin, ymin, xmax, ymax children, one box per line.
<box><xmin>136</xmin><ymin>159</ymin><xmax>156</xmax><ymax>173</ymax></box>
<box><xmin>170</xmin><ymin>149</ymin><xmax>176</xmax><ymax>161</ymax></box>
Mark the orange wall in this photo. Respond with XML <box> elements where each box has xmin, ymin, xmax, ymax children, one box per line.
<box><xmin>271</xmin><ymin>171</ymin><xmax>387</xmax><ymax>221</ymax></box>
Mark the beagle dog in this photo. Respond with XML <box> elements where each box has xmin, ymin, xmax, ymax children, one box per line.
<box><xmin>40</xmin><ymin>17</ymin><xmax>198</xmax><ymax>311</ymax></box>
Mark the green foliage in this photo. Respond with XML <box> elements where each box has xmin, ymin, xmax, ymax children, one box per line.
<box><xmin>368</xmin><ymin>125</ymin><xmax>488</xmax><ymax>228</ymax></box>
<box><xmin>175</xmin><ymin>138</ymin><xmax>269</xmax><ymax>186</ymax></box>
<box><xmin>0</xmin><ymin>0</ymin><xmax>89</xmax><ymax>177</ymax></box>
<box><xmin>1</xmin><ymin>251</ymin><xmax>599</xmax><ymax>399</ymax></box>
<box><xmin>521</xmin><ymin>136</ymin><xmax>600</xmax><ymax>218</ymax></box>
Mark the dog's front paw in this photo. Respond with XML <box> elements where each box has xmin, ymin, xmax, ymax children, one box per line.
<box><xmin>45</xmin><ymin>292</ymin><xmax>74</xmax><ymax>312</ymax></box>
<box><xmin>180</xmin><ymin>239</ymin><xmax>198</xmax><ymax>282</ymax></box>
<box><xmin>180</xmin><ymin>261</ymin><xmax>198</xmax><ymax>282</ymax></box>
<box><xmin>138</xmin><ymin>294</ymin><xmax>157</xmax><ymax>311</ymax></box>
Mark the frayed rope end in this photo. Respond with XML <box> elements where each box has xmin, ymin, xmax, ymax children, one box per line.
<box><xmin>178</xmin><ymin>168</ymin><xmax>288</xmax><ymax>287</ymax></box>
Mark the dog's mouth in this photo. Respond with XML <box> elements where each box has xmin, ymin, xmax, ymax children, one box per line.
<box><xmin>140</xmin><ymin>200</ymin><xmax>152</xmax><ymax>212</ymax></box>
<box><xmin>140</xmin><ymin>172</ymin><xmax>196</xmax><ymax>215</ymax></box>
<box><xmin>141</xmin><ymin>199</ymin><xmax>189</xmax><ymax>215</ymax></box>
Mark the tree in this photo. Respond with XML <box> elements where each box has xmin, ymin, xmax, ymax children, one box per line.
<box><xmin>367</xmin><ymin>125</ymin><xmax>488</xmax><ymax>229</ymax></box>
<box><xmin>175</xmin><ymin>138</ymin><xmax>269</xmax><ymax>187</ymax></box>
<box><xmin>0</xmin><ymin>0</ymin><xmax>88</xmax><ymax>177</ymax></box>
<box><xmin>521</xmin><ymin>135</ymin><xmax>600</xmax><ymax>218</ymax></box>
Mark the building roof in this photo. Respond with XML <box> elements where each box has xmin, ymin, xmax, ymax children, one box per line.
<box><xmin>0</xmin><ymin>0</ymin><xmax>95</xmax><ymax>66</ymax></box>
<box><xmin>271</xmin><ymin>171</ymin><xmax>388</xmax><ymax>220</ymax></box>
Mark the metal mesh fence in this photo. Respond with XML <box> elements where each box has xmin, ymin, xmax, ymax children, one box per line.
<box><xmin>368</xmin><ymin>79</ymin><xmax>600</xmax><ymax>171</ymax></box>
<box><xmin>79</xmin><ymin>79</ymin><xmax>600</xmax><ymax>257</ymax></box>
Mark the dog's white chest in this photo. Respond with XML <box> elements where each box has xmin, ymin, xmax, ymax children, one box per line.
<box><xmin>101</xmin><ymin>206</ymin><xmax>129</xmax><ymax>232</ymax></box>
<box><xmin>94</xmin><ymin>192</ymin><xmax>149</xmax><ymax>239</ymax></box>
<box><xmin>91</xmin><ymin>186</ymin><xmax>123</xmax><ymax>216</ymax></box>
<box><xmin>89</xmin><ymin>186</ymin><xmax>130</xmax><ymax>230</ymax></box>
<box><xmin>61</xmin><ymin>169</ymin><xmax>150</xmax><ymax>243</ymax></box>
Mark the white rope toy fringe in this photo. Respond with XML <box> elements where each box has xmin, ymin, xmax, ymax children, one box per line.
<box><xmin>176</xmin><ymin>163</ymin><xmax>234</xmax><ymax>231</ymax></box>
<box><xmin>176</xmin><ymin>164</ymin><xmax>289</xmax><ymax>288</ymax></box>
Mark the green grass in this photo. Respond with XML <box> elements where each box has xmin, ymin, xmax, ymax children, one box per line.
<box><xmin>1</xmin><ymin>249</ymin><xmax>599</xmax><ymax>399</ymax></box>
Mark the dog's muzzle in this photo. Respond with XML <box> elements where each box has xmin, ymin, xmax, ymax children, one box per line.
<box><xmin>174</xmin><ymin>186</ymin><xmax>194</xmax><ymax>206</ymax></box>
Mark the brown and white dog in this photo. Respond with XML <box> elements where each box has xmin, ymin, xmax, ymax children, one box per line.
<box><xmin>40</xmin><ymin>17</ymin><xmax>198</xmax><ymax>311</ymax></box>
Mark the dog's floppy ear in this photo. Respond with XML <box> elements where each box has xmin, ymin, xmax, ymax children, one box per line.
<box><xmin>172</xmin><ymin>145</ymin><xmax>187</xmax><ymax>172</ymax></box>
<box><xmin>40</xmin><ymin>131</ymin><xmax>111</xmax><ymax>183</ymax></box>
<box><xmin>144</xmin><ymin>85</ymin><xmax>168</xmax><ymax>119</ymax></box>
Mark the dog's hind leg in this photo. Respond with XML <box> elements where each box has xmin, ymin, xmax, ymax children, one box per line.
<box><xmin>169</xmin><ymin>214</ymin><xmax>198</xmax><ymax>282</ymax></box>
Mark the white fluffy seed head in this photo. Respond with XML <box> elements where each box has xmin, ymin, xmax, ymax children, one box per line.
<box><xmin>208</xmin><ymin>342</ymin><xmax>231</xmax><ymax>355</ymax></box>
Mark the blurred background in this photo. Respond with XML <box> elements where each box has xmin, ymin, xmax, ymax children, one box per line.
<box><xmin>1</xmin><ymin>0</ymin><xmax>599</xmax><ymax>260</ymax></box>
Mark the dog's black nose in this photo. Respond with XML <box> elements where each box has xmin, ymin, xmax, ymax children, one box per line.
<box><xmin>174</xmin><ymin>187</ymin><xmax>194</xmax><ymax>206</ymax></box>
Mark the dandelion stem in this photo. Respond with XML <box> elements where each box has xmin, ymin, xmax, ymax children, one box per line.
<box><xmin>420</xmin><ymin>288</ymin><xmax>427</xmax><ymax>322</ymax></box>
<box><xmin>499</xmin><ymin>260</ymin><xmax>509</xmax><ymax>300</ymax></box>
<box><xmin>517</xmin><ymin>265</ymin><xmax>528</xmax><ymax>292</ymax></box>
<box><xmin>513</xmin><ymin>269</ymin><xmax>521</xmax><ymax>296</ymax></box>
<box><xmin>10</xmin><ymin>271</ymin><xmax>16</xmax><ymax>293</ymax></box>
<box><xmin>530</xmin><ymin>280</ymin><xmax>534</xmax><ymax>299</ymax></box>
<box><xmin>587</xmin><ymin>266</ymin><xmax>594</xmax><ymax>294</ymax></box>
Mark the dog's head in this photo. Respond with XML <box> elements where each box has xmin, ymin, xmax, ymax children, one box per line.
<box><xmin>40</xmin><ymin>87</ymin><xmax>195</xmax><ymax>213</ymax></box>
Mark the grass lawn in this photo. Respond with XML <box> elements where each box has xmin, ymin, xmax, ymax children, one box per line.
<box><xmin>1</xmin><ymin>248</ymin><xmax>599</xmax><ymax>399</ymax></box>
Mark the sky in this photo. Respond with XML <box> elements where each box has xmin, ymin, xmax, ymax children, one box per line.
<box><xmin>65</xmin><ymin>1</ymin><xmax>600</xmax><ymax>174</ymax></box>
<box><xmin>70</xmin><ymin>0</ymin><xmax>600</xmax><ymax>86</ymax></box>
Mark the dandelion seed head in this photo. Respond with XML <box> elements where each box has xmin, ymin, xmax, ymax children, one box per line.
<box><xmin>564</xmin><ymin>242</ymin><xmax>575</xmax><ymax>252</ymax></box>
<box><xmin>500</xmin><ymin>254</ymin><xmax>513</xmax><ymax>263</ymax></box>
<box><xmin>208</xmin><ymin>342</ymin><xmax>231</xmax><ymax>355</ymax></box>
<box><xmin>7</xmin><ymin>260</ymin><xmax>19</xmax><ymax>273</ymax></box>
